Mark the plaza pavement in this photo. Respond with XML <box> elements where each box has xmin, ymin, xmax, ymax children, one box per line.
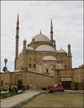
<box><xmin>1</xmin><ymin>90</ymin><xmax>41</xmax><ymax>108</ymax></box>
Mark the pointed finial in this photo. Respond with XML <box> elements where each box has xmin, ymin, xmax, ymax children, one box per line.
<box><xmin>51</xmin><ymin>18</ymin><xmax>53</xmax><ymax>27</ymax></box>
<box><xmin>40</xmin><ymin>30</ymin><xmax>42</xmax><ymax>34</ymax></box>
<box><xmin>17</xmin><ymin>14</ymin><xmax>19</xmax><ymax>24</ymax></box>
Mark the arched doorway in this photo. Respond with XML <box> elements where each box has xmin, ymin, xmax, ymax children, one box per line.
<box><xmin>18</xmin><ymin>79</ymin><xmax>23</xmax><ymax>89</ymax></box>
<box><xmin>62</xmin><ymin>81</ymin><xmax>71</xmax><ymax>89</ymax></box>
<box><xmin>61</xmin><ymin>78</ymin><xmax>72</xmax><ymax>90</ymax></box>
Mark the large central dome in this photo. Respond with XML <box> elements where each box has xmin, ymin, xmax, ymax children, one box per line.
<box><xmin>32</xmin><ymin>33</ymin><xmax>50</xmax><ymax>42</ymax></box>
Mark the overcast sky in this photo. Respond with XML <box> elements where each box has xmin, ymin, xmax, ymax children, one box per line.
<box><xmin>1</xmin><ymin>1</ymin><xmax>83</xmax><ymax>72</ymax></box>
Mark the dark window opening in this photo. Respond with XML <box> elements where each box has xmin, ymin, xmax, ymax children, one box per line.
<box><xmin>1</xmin><ymin>80</ymin><xmax>3</xmax><ymax>87</ymax></box>
<box><xmin>29</xmin><ymin>64</ymin><xmax>31</xmax><ymax>67</ymax></box>
<box><xmin>65</xmin><ymin>65</ymin><xmax>67</xmax><ymax>69</ymax></box>
<box><xmin>53</xmin><ymin>65</ymin><xmax>55</xmax><ymax>69</ymax></box>
<box><xmin>34</xmin><ymin>64</ymin><xmax>36</xmax><ymax>68</ymax></box>
<box><xmin>46</xmin><ymin>69</ymin><xmax>48</xmax><ymax>73</ymax></box>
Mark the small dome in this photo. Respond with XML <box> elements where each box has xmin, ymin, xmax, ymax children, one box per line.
<box><xmin>58</xmin><ymin>48</ymin><xmax>66</xmax><ymax>53</ymax></box>
<box><xmin>27</xmin><ymin>46</ymin><xmax>34</xmax><ymax>51</ymax></box>
<box><xmin>35</xmin><ymin>45</ymin><xmax>56</xmax><ymax>52</ymax></box>
<box><xmin>41</xmin><ymin>56</ymin><xmax>56</xmax><ymax>61</ymax></box>
<box><xmin>32</xmin><ymin>33</ymin><xmax>50</xmax><ymax>42</ymax></box>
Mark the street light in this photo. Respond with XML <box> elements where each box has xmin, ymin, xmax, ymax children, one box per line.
<box><xmin>3</xmin><ymin>58</ymin><xmax>8</xmax><ymax>73</ymax></box>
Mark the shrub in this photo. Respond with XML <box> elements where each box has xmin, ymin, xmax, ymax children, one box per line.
<box><xmin>9</xmin><ymin>87</ymin><xmax>18</xmax><ymax>93</ymax></box>
<box><xmin>2</xmin><ymin>95</ymin><xmax>8</xmax><ymax>99</ymax></box>
<box><xmin>22</xmin><ymin>86</ymin><xmax>25</xmax><ymax>91</ymax></box>
<box><xmin>9</xmin><ymin>88</ymin><xmax>13</xmax><ymax>93</ymax></box>
<box><xmin>42</xmin><ymin>87</ymin><xmax>47</xmax><ymax>90</ymax></box>
<box><xmin>2</xmin><ymin>88</ymin><xmax>8</xmax><ymax>91</ymax></box>
<box><xmin>13</xmin><ymin>86</ymin><xmax>18</xmax><ymax>93</ymax></box>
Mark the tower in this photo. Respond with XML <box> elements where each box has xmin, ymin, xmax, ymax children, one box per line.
<box><xmin>50</xmin><ymin>19</ymin><xmax>56</xmax><ymax>50</ymax></box>
<box><xmin>23</xmin><ymin>40</ymin><xmax>27</xmax><ymax>70</ymax></box>
<box><xmin>68</xmin><ymin>44</ymin><xmax>72</xmax><ymax>69</ymax></box>
<box><xmin>15</xmin><ymin>14</ymin><xmax>19</xmax><ymax>69</ymax></box>
<box><xmin>50</xmin><ymin>19</ymin><xmax>53</xmax><ymax>43</ymax></box>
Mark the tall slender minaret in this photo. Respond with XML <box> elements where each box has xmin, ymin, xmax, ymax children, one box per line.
<box><xmin>15</xmin><ymin>14</ymin><xmax>19</xmax><ymax>59</ymax></box>
<box><xmin>15</xmin><ymin>14</ymin><xmax>19</xmax><ymax>69</ymax></box>
<box><xmin>50</xmin><ymin>19</ymin><xmax>53</xmax><ymax>43</ymax></box>
<box><xmin>68</xmin><ymin>44</ymin><xmax>72</xmax><ymax>69</ymax></box>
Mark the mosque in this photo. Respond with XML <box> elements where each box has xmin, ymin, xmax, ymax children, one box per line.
<box><xmin>15</xmin><ymin>15</ymin><xmax>72</xmax><ymax>74</ymax></box>
<box><xmin>0</xmin><ymin>15</ymin><xmax>84</xmax><ymax>90</ymax></box>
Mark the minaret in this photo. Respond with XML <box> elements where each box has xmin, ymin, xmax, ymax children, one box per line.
<box><xmin>23</xmin><ymin>40</ymin><xmax>27</xmax><ymax>70</ymax></box>
<box><xmin>15</xmin><ymin>14</ymin><xmax>19</xmax><ymax>70</ymax></box>
<box><xmin>68</xmin><ymin>44</ymin><xmax>72</xmax><ymax>69</ymax></box>
<box><xmin>50</xmin><ymin>19</ymin><xmax>53</xmax><ymax>43</ymax></box>
<box><xmin>40</xmin><ymin>30</ymin><xmax>42</xmax><ymax>34</ymax></box>
<box><xmin>68</xmin><ymin>44</ymin><xmax>71</xmax><ymax>56</ymax></box>
<box><xmin>15</xmin><ymin>14</ymin><xmax>19</xmax><ymax>59</ymax></box>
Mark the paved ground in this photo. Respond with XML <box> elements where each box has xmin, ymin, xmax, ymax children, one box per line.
<box><xmin>1</xmin><ymin>90</ymin><xmax>41</xmax><ymax>108</ymax></box>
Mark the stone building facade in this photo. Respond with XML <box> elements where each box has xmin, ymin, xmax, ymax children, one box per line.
<box><xmin>0</xmin><ymin>15</ymin><xmax>84</xmax><ymax>90</ymax></box>
<box><xmin>15</xmin><ymin>15</ymin><xmax>72</xmax><ymax>74</ymax></box>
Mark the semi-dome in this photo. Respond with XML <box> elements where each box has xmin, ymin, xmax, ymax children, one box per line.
<box><xmin>41</xmin><ymin>56</ymin><xmax>56</xmax><ymax>61</ymax></box>
<box><xmin>32</xmin><ymin>33</ymin><xmax>50</xmax><ymax>42</ymax></box>
<box><xmin>35</xmin><ymin>45</ymin><xmax>56</xmax><ymax>52</ymax></box>
<box><xmin>27</xmin><ymin>46</ymin><xmax>34</xmax><ymax>51</ymax></box>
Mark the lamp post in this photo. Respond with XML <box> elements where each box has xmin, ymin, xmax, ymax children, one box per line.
<box><xmin>3</xmin><ymin>59</ymin><xmax>8</xmax><ymax>73</ymax></box>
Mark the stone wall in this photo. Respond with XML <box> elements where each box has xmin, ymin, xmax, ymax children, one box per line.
<box><xmin>0</xmin><ymin>65</ymin><xmax>84</xmax><ymax>90</ymax></box>
<box><xmin>58</xmin><ymin>67</ymin><xmax>84</xmax><ymax>90</ymax></box>
<box><xmin>0</xmin><ymin>71</ymin><xmax>56</xmax><ymax>89</ymax></box>
<box><xmin>0</xmin><ymin>73</ymin><xmax>12</xmax><ymax>87</ymax></box>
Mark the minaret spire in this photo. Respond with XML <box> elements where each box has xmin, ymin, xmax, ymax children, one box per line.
<box><xmin>40</xmin><ymin>30</ymin><xmax>42</xmax><ymax>34</ymax></box>
<box><xmin>51</xmin><ymin>18</ymin><xmax>53</xmax><ymax>28</ymax></box>
<box><xmin>50</xmin><ymin>18</ymin><xmax>53</xmax><ymax>43</ymax></box>
<box><xmin>15</xmin><ymin>14</ymin><xmax>19</xmax><ymax>60</ymax></box>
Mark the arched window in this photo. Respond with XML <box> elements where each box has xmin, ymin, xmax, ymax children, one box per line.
<box><xmin>65</xmin><ymin>65</ymin><xmax>67</xmax><ymax>69</ymax></box>
<box><xmin>53</xmin><ymin>65</ymin><xmax>55</xmax><ymax>69</ymax></box>
<box><xmin>34</xmin><ymin>64</ymin><xmax>36</xmax><ymax>68</ymax></box>
<box><xmin>29</xmin><ymin>64</ymin><xmax>31</xmax><ymax>67</ymax></box>
<box><xmin>46</xmin><ymin>68</ymin><xmax>48</xmax><ymax>73</ymax></box>
<box><xmin>1</xmin><ymin>80</ymin><xmax>3</xmax><ymax>87</ymax></box>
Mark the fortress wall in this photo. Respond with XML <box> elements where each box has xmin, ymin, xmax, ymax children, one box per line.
<box><xmin>26</xmin><ymin>71</ymin><xmax>56</xmax><ymax>89</ymax></box>
<box><xmin>0</xmin><ymin>66</ymin><xmax>84</xmax><ymax>90</ymax></box>
<box><xmin>1</xmin><ymin>71</ymin><xmax>56</xmax><ymax>89</ymax></box>
<box><xmin>0</xmin><ymin>73</ymin><xmax>12</xmax><ymax>87</ymax></box>
<box><xmin>59</xmin><ymin>67</ymin><xmax>84</xmax><ymax>90</ymax></box>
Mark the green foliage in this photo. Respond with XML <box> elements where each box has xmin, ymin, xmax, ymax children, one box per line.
<box><xmin>42</xmin><ymin>87</ymin><xmax>47</xmax><ymax>90</ymax></box>
<box><xmin>2</xmin><ymin>88</ymin><xmax>8</xmax><ymax>91</ymax></box>
<box><xmin>9</xmin><ymin>87</ymin><xmax>18</xmax><ymax>93</ymax></box>
<box><xmin>22</xmin><ymin>86</ymin><xmax>26</xmax><ymax>91</ymax></box>
<box><xmin>0</xmin><ymin>92</ymin><xmax>21</xmax><ymax>99</ymax></box>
